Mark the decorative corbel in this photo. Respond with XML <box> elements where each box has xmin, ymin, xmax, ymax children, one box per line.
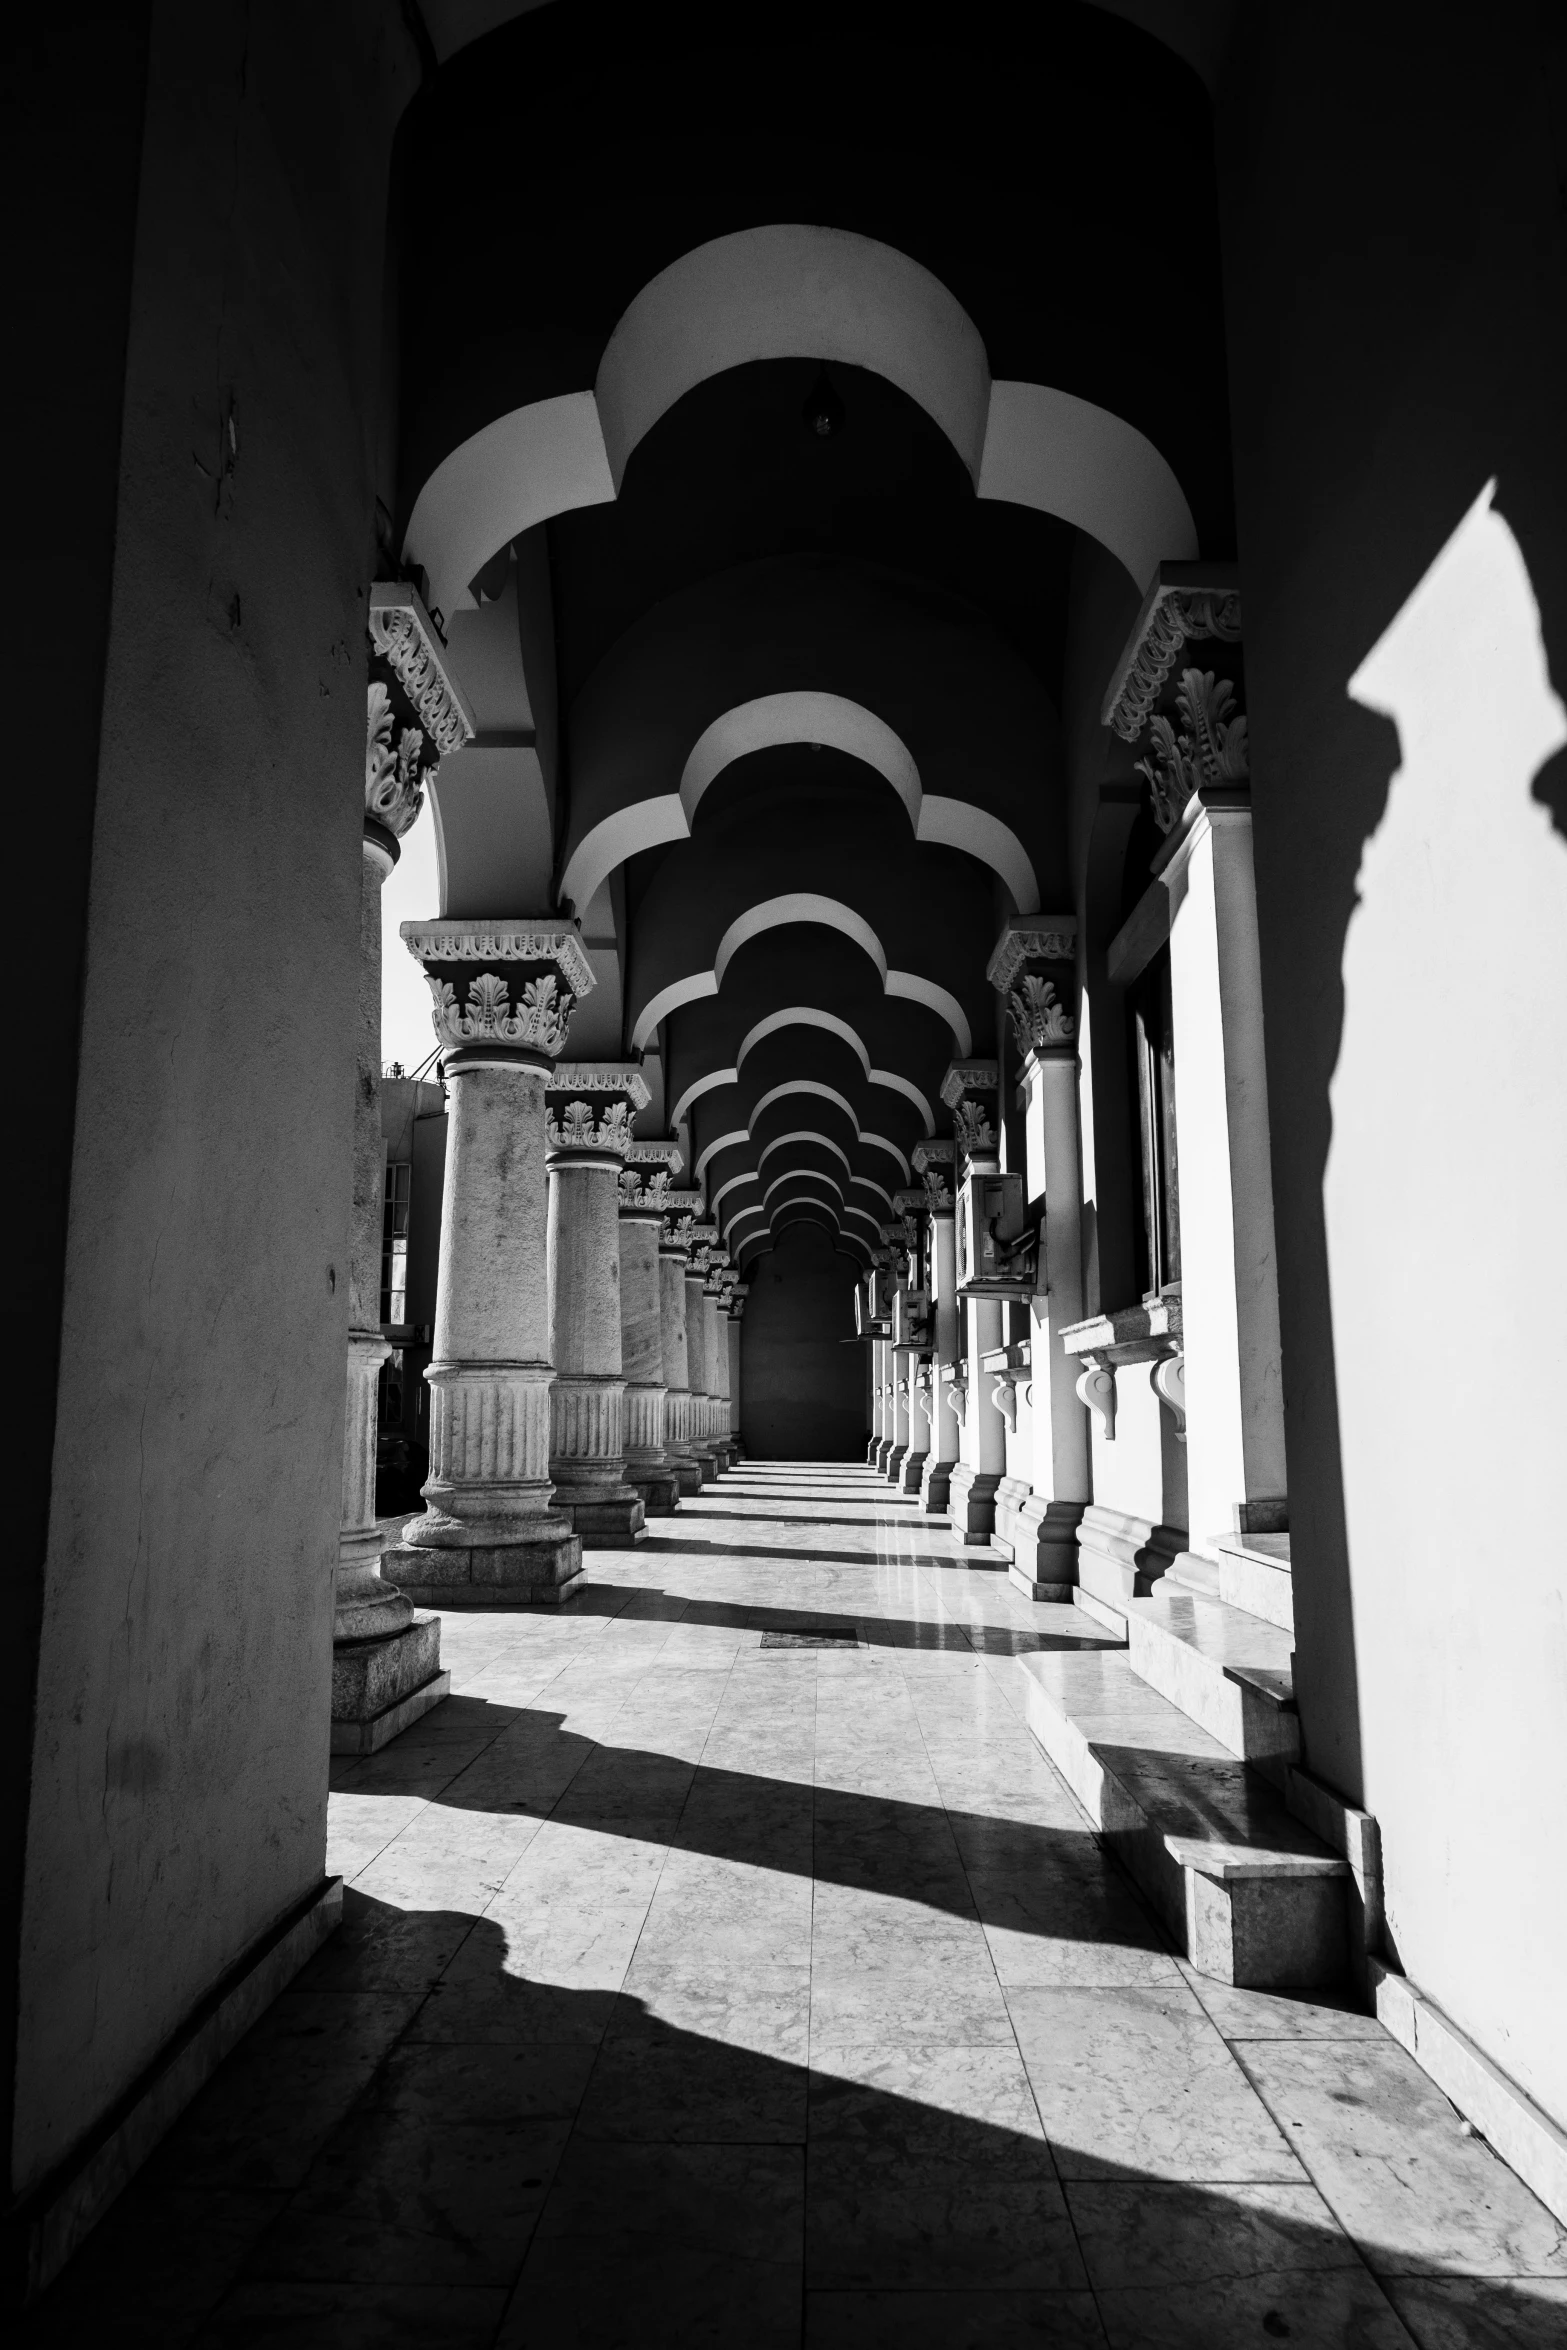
<box><xmin>1152</xmin><ymin>1350</ymin><xmax>1187</xmax><ymax>1443</ymax></box>
<box><xmin>1076</xmin><ymin>1357</ymin><xmax>1117</xmax><ymax>1442</ymax></box>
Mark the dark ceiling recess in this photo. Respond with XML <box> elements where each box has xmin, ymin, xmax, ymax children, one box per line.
<box><xmin>803</xmin><ymin>364</ymin><xmax>845</xmax><ymax>440</ymax></box>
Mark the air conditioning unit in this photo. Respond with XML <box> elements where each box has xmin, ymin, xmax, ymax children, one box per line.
<box><xmin>955</xmin><ymin>1170</ymin><xmax>1038</xmax><ymax>1301</ymax></box>
<box><xmin>892</xmin><ymin>1287</ymin><xmax>930</xmax><ymax>1349</ymax></box>
<box><xmin>854</xmin><ymin>1275</ymin><xmax>893</xmax><ymax>1339</ymax></box>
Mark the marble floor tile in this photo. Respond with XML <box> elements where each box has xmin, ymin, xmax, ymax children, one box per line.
<box><xmin>498</xmin><ymin>2244</ymin><xmax>803</xmax><ymax>2349</ymax></box>
<box><xmin>1010</xmin><ymin>1987</ymin><xmax>1306</xmax><ymax>2182</ymax></box>
<box><xmin>1236</xmin><ymin>2039</ymin><xmax>1567</xmax><ymax>2277</ymax></box>
<box><xmin>804</xmin><ymin>2287</ymin><xmax>1108</xmax><ymax>2347</ymax></box>
<box><xmin>197</xmin><ymin>2281</ymin><xmax>509</xmax><ymax>2347</ymax></box>
<box><xmin>1094</xmin><ymin>2269</ymin><xmax>1415</xmax><ymax>2349</ymax></box>
<box><xmin>1380</xmin><ymin>2274</ymin><xmax>1567</xmax><ymax>2347</ymax></box>
<box><xmin>1065</xmin><ymin>2178</ymin><xmax>1361</xmax><ymax>2288</ymax></box>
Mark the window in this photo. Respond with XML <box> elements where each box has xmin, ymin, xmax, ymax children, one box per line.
<box><xmin>380</xmin><ymin>1160</ymin><xmax>411</xmax><ymax>1326</ymax></box>
<box><xmin>1129</xmin><ymin>948</ymin><xmax>1180</xmax><ymax>1297</ymax></box>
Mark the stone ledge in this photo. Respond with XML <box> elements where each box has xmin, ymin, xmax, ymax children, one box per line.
<box><xmin>1372</xmin><ymin>1960</ymin><xmax>1567</xmax><ymax>2226</ymax></box>
<box><xmin>7</xmin><ymin>1876</ymin><xmax>342</xmax><ymax>2304</ymax></box>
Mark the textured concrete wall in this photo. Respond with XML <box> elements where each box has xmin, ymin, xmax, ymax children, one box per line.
<box><xmin>741</xmin><ymin>1224</ymin><xmax>866</xmax><ymax>1460</ymax></box>
<box><xmin>1220</xmin><ymin>3</ymin><xmax>1567</xmax><ymax>2126</ymax></box>
<box><xmin>14</xmin><ymin>0</ymin><xmax>419</xmax><ymax>2193</ymax></box>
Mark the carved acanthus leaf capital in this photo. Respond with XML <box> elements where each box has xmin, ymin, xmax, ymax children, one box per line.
<box><xmin>547</xmin><ymin>1097</ymin><xmax>632</xmax><ymax>1155</ymax></box>
<box><xmin>1134</xmin><ymin>667</ymin><xmax>1250</xmax><ymax>834</ymax></box>
<box><xmin>1007</xmin><ymin>974</ymin><xmax>1075</xmax><ymax>1056</ymax></box>
<box><xmin>402</xmin><ymin>922</ymin><xmax>594</xmax><ymax>1063</ymax></box>
<box><xmin>952</xmin><ymin>1099</ymin><xmax>998</xmax><ymax>1158</ymax></box>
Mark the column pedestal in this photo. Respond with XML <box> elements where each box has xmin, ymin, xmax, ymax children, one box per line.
<box><xmin>657</xmin><ymin>1215</ymin><xmax>704</xmax><ymax>1494</ymax></box>
<box><xmin>684</xmin><ymin>1254</ymin><xmax>724</xmax><ymax>1480</ymax></box>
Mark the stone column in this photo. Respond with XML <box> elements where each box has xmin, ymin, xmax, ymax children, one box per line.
<box><xmin>912</xmin><ymin>1143</ymin><xmax>960</xmax><ymax>1513</ymax></box>
<box><xmin>684</xmin><ymin>1221</ymin><xmax>724</xmax><ymax>1481</ymax></box>
<box><xmin>989</xmin><ymin>919</ymin><xmax>1091</xmax><ymax>1600</ymax></box>
<box><xmin>727</xmin><ymin>1289</ymin><xmax>745</xmax><ymax>1459</ymax></box>
<box><xmin>545</xmin><ymin>1064</ymin><xmax>650</xmax><ymax>1545</ymax></box>
<box><xmin>705</xmin><ymin>1259</ymin><xmax>734</xmax><ymax>1469</ymax></box>
<box><xmin>333</xmin><ymin>598</ymin><xmax>473</xmax><ymax>1744</ymax></box>
<box><xmin>891</xmin><ymin>1188</ymin><xmax>931</xmax><ymax>1494</ymax></box>
<box><xmin>658</xmin><ymin>1192</ymin><xmax>704</xmax><ymax>1493</ymax></box>
<box><xmin>383</xmin><ymin>921</ymin><xmax>592</xmax><ymax>1605</ymax></box>
<box><xmin>618</xmin><ymin>1145</ymin><xmax>684</xmax><ymax>1516</ymax></box>
<box><xmin>944</xmin><ymin>1062</ymin><xmax>1007</xmax><ymax>1551</ymax></box>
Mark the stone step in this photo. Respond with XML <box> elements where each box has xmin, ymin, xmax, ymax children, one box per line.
<box><xmin>1164</xmin><ymin>1553</ymin><xmax>1221</xmax><ymax>1597</ymax></box>
<box><xmin>1123</xmin><ymin>1585</ymin><xmax>1299</xmax><ymax>1766</ymax></box>
<box><xmin>1218</xmin><ymin>1532</ymin><xmax>1295</xmax><ymax>1633</ymax></box>
<box><xmin>1009</xmin><ymin>1639</ymin><xmax>1349</xmax><ymax>1989</ymax></box>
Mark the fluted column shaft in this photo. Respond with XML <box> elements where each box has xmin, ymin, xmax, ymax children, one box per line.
<box><xmin>921</xmin><ymin>1211</ymin><xmax>962</xmax><ymax>1513</ymax></box>
<box><xmin>660</xmin><ymin>1236</ymin><xmax>702</xmax><ymax>1494</ymax></box>
<box><xmin>619</xmin><ymin>1199</ymin><xmax>680</xmax><ymax>1514</ymax></box>
<box><xmin>685</xmin><ymin>1264</ymin><xmax>721</xmax><ymax>1478</ymax></box>
<box><xmin>548</xmin><ymin>1148</ymin><xmax>644</xmax><ymax>1542</ymax></box>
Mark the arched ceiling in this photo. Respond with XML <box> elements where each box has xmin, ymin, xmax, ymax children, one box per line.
<box><xmin>393</xmin><ymin>0</ymin><xmax>1233</xmax><ymax>1274</ymax></box>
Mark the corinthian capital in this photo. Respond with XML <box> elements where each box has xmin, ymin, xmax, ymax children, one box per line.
<box><xmin>366</xmin><ymin>584</ymin><xmax>474</xmax><ymax>846</ymax></box>
<box><xmin>545</xmin><ymin>1062</ymin><xmax>652</xmax><ymax>1158</ymax></box>
<box><xmin>401</xmin><ymin>921</ymin><xmax>595</xmax><ymax>1064</ymax></box>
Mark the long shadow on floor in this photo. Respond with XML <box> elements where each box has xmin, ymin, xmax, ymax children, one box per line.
<box><xmin>346</xmin><ymin>1696</ymin><xmax>1263</xmax><ymax>1958</ymax></box>
<box><xmin>23</xmin><ymin>1897</ymin><xmax>1561</xmax><ymax>2347</ymax></box>
<box><xmin>568</xmin><ymin>1584</ymin><xmax>1108</xmax><ymax>1655</ymax></box>
<box><xmin>632</xmin><ymin>1538</ymin><xmax>974</xmax><ymax>1571</ymax></box>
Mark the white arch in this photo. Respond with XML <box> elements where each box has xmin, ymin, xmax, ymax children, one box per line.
<box><xmin>669</xmin><ymin>1065</ymin><xmax>739</xmax><ymax>1128</ymax></box>
<box><xmin>714</xmin><ymin>896</ymin><xmax>885</xmax><ymax>988</ymax></box>
<box><xmin>763</xmin><ymin>1167</ymin><xmax>845</xmax><ymax>1207</ymax></box>
<box><xmin>631</xmin><ymin>894</ymin><xmax>970</xmax><ymax>1054</ymax></box>
<box><xmin>750</xmin><ymin>1078</ymin><xmax>859</xmax><ymax>1127</ymax></box>
<box><xmin>680</xmin><ymin>692</ymin><xmax>921</xmax><ymax>827</ymax></box>
<box><xmin>757</xmin><ymin>1129</ymin><xmax>854</xmax><ymax>1177</ymax></box>
<box><xmin>405</xmin><ymin>226</ymin><xmax>1195</xmax><ymax>622</ymax></box>
<box><xmin>563</xmin><ymin>696</ymin><xmax>1038</xmax><ymax>921</ymax></box>
<box><xmin>597</xmin><ymin>226</ymin><xmax>991</xmax><ymax>488</ymax></box>
<box><xmin>845</xmin><ymin>1203</ymin><xmax>886</xmax><ymax>1233</ymax></box>
<box><xmin>737</xmin><ymin>1010</ymin><xmax>933</xmax><ymax>1132</ymax></box>
<box><xmin>710</xmin><ymin>1171</ymin><xmax>758</xmax><ymax>1214</ymax></box>
<box><xmin>850</xmin><ymin>1174</ymin><xmax>897</xmax><ymax>1212</ymax></box>
<box><xmin>695</xmin><ymin>1128</ymin><xmax>750</xmax><ymax>1180</ymax></box>
<box><xmin>869</xmin><ymin>1068</ymin><xmax>936</xmax><ymax>1132</ymax></box>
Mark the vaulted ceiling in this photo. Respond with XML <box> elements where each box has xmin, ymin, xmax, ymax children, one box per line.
<box><xmin>393</xmin><ymin>0</ymin><xmax>1231</xmax><ymax>1272</ymax></box>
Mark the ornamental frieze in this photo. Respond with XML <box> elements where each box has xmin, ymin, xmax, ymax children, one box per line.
<box><xmin>366</xmin><ymin>585</ymin><xmax>474</xmax><ymax>843</ymax></box>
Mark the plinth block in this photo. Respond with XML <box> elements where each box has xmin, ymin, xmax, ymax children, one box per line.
<box><xmin>383</xmin><ymin>1529</ymin><xmax>584</xmax><ymax>1605</ymax></box>
<box><xmin>630</xmin><ymin>1469</ymin><xmax>682</xmax><ymax>1515</ymax></box>
<box><xmin>331</xmin><ymin>1613</ymin><xmax>445</xmax><ymax>1750</ymax></box>
<box><xmin>558</xmin><ymin>1488</ymin><xmax>647</xmax><ymax>1544</ymax></box>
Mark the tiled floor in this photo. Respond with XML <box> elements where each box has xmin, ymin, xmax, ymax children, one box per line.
<box><xmin>25</xmin><ymin>1464</ymin><xmax>1567</xmax><ymax>2345</ymax></box>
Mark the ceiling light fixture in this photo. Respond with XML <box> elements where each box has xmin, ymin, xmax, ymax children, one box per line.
<box><xmin>802</xmin><ymin>362</ymin><xmax>844</xmax><ymax>439</ymax></box>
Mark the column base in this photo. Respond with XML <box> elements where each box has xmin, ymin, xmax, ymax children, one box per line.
<box><xmin>899</xmin><ymin>1446</ymin><xmax>929</xmax><ymax>1494</ymax></box>
<box><xmin>628</xmin><ymin>1464</ymin><xmax>682</xmax><ymax>1515</ymax></box>
<box><xmin>689</xmin><ymin>1443</ymin><xmax>724</xmax><ymax>1482</ymax></box>
<box><xmin>1074</xmin><ymin>1503</ymin><xmax>1186</xmax><ymax>1610</ymax></box>
<box><xmin>883</xmin><ymin>1442</ymin><xmax>909</xmax><ymax>1484</ymax></box>
<box><xmin>873</xmin><ymin>1439</ymin><xmax>894</xmax><ymax>1472</ymax></box>
<box><xmin>331</xmin><ymin>1614</ymin><xmax>451</xmax><ymax>1754</ymax></box>
<box><xmin>994</xmin><ymin>1492</ymin><xmax>1086</xmax><ymax>1604</ymax></box>
<box><xmin>552</xmin><ymin>1479</ymin><xmax>647</xmax><ymax>1545</ymax></box>
<box><xmin>669</xmin><ymin>1451</ymin><xmax>706</xmax><ymax>1495</ymax></box>
<box><xmin>919</xmin><ymin>1455</ymin><xmax>956</xmax><ymax>1513</ymax></box>
<box><xmin>865</xmin><ymin>1437</ymin><xmax>880</xmax><ymax>1465</ymax></box>
<box><xmin>383</xmin><ymin>1516</ymin><xmax>584</xmax><ymax>1606</ymax></box>
<box><xmin>947</xmin><ymin>1464</ymin><xmax>1003</xmax><ymax>1550</ymax></box>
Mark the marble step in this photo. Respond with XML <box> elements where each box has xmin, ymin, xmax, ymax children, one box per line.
<box><xmin>1123</xmin><ymin>1585</ymin><xmax>1300</xmax><ymax>1766</ymax></box>
<box><xmin>1010</xmin><ymin>1641</ymin><xmax>1349</xmax><ymax>1989</ymax></box>
<box><xmin>1218</xmin><ymin>1532</ymin><xmax>1294</xmax><ymax>1633</ymax></box>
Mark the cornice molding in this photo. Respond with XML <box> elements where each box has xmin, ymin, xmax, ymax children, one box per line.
<box><xmin>547</xmin><ymin>1062</ymin><xmax>653</xmax><ymax>1112</ymax></box>
<box><xmin>369</xmin><ymin>585</ymin><xmax>475</xmax><ymax>758</ymax></box>
<box><xmin>986</xmin><ymin>918</ymin><xmax>1076</xmax><ymax>995</ymax></box>
<box><xmin>401</xmin><ymin>922</ymin><xmax>596</xmax><ymax>1000</ymax></box>
<box><xmin>910</xmin><ymin>1139</ymin><xmax>956</xmax><ymax>1174</ymax></box>
<box><xmin>624</xmin><ymin>1136</ymin><xmax>683</xmax><ymax>1171</ymax></box>
<box><xmin>1101</xmin><ymin>563</ymin><xmax>1241</xmax><ymax>744</ymax></box>
<box><xmin>939</xmin><ymin>1060</ymin><xmax>999</xmax><ymax>1111</ymax></box>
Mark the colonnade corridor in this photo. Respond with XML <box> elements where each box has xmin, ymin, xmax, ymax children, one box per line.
<box><xmin>24</xmin><ymin>1465</ymin><xmax>1562</xmax><ymax>2348</ymax></box>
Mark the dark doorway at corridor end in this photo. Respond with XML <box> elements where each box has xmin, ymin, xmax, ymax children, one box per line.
<box><xmin>739</xmin><ymin>1222</ymin><xmax>866</xmax><ymax>1459</ymax></box>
